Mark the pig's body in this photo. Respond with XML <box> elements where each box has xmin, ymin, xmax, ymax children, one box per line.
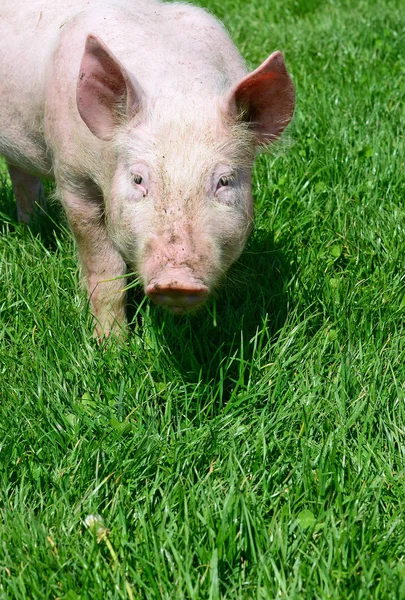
<box><xmin>0</xmin><ymin>0</ymin><xmax>294</xmax><ymax>337</ymax></box>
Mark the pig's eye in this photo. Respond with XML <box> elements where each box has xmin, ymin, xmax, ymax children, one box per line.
<box><xmin>218</xmin><ymin>176</ymin><xmax>230</xmax><ymax>188</ymax></box>
<box><xmin>132</xmin><ymin>174</ymin><xmax>143</xmax><ymax>186</ymax></box>
<box><xmin>131</xmin><ymin>173</ymin><xmax>148</xmax><ymax>198</ymax></box>
<box><xmin>215</xmin><ymin>175</ymin><xmax>233</xmax><ymax>194</ymax></box>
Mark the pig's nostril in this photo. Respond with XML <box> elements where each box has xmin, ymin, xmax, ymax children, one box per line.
<box><xmin>146</xmin><ymin>284</ymin><xmax>209</xmax><ymax>310</ymax></box>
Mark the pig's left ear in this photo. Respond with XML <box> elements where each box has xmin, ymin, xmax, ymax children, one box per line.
<box><xmin>77</xmin><ymin>34</ymin><xmax>145</xmax><ymax>141</ymax></box>
<box><xmin>225</xmin><ymin>51</ymin><xmax>295</xmax><ymax>146</ymax></box>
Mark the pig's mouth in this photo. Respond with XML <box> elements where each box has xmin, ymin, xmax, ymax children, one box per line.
<box><xmin>145</xmin><ymin>275</ymin><xmax>209</xmax><ymax>313</ymax></box>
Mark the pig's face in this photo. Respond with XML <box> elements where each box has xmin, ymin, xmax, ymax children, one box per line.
<box><xmin>77</xmin><ymin>35</ymin><xmax>295</xmax><ymax>312</ymax></box>
<box><xmin>107</xmin><ymin>114</ymin><xmax>255</xmax><ymax>312</ymax></box>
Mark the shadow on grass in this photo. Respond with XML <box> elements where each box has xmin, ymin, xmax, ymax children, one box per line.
<box><xmin>0</xmin><ymin>174</ymin><xmax>64</xmax><ymax>249</ymax></box>
<box><xmin>129</xmin><ymin>230</ymin><xmax>292</xmax><ymax>400</ymax></box>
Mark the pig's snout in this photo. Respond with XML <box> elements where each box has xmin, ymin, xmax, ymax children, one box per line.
<box><xmin>146</xmin><ymin>277</ymin><xmax>209</xmax><ymax>313</ymax></box>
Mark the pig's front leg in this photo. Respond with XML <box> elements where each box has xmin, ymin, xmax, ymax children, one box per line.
<box><xmin>8</xmin><ymin>164</ymin><xmax>45</xmax><ymax>225</ymax></box>
<box><xmin>61</xmin><ymin>189</ymin><xmax>127</xmax><ymax>340</ymax></box>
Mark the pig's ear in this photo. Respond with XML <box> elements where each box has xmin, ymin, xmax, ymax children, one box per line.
<box><xmin>225</xmin><ymin>51</ymin><xmax>295</xmax><ymax>146</ymax></box>
<box><xmin>77</xmin><ymin>34</ymin><xmax>144</xmax><ymax>141</ymax></box>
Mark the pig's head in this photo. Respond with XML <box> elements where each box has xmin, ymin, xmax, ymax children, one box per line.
<box><xmin>77</xmin><ymin>34</ymin><xmax>295</xmax><ymax>313</ymax></box>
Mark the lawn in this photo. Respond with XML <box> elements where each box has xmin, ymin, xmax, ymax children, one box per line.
<box><xmin>1</xmin><ymin>0</ymin><xmax>405</xmax><ymax>597</ymax></box>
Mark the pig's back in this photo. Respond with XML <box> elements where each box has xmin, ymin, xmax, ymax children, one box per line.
<box><xmin>50</xmin><ymin>0</ymin><xmax>247</xmax><ymax>106</ymax></box>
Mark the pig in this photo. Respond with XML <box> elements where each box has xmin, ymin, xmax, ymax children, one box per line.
<box><xmin>0</xmin><ymin>0</ymin><xmax>295</xmax><ymax>338</ymax></box>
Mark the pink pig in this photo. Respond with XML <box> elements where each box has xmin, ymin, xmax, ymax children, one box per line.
<box><xmin>0</xmin><ymin>0</ymin><xmax>295</xmax><ymax>338</ymax></box>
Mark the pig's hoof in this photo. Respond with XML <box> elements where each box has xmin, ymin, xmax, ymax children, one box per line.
<box><xmin>93</xmin><ymin>321</ymin><xmax>126</xmax><ymax>343</ymax></box>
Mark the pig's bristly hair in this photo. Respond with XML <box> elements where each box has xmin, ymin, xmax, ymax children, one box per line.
<box><xmin>116</xmin><ymin>100</ymin><xmax>257</xmax><ymax>170</ymax></box>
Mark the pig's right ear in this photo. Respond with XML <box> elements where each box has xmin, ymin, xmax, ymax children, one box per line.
<box><xmin>77</xmin><ymin>34</ymin><xmax>144</xmax><ymax>141</ymax></box>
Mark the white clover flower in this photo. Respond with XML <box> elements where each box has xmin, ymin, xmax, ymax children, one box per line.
<box><xmin>84</xmin><ymin>514</ymin><xmax>108</xmax><ymax>540</ymax></box>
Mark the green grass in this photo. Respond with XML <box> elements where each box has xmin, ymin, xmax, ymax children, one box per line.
<box><xmin>1</xmin><ymin>0</ymin><xmax>405</xmax><ymax>597</ymax></box>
